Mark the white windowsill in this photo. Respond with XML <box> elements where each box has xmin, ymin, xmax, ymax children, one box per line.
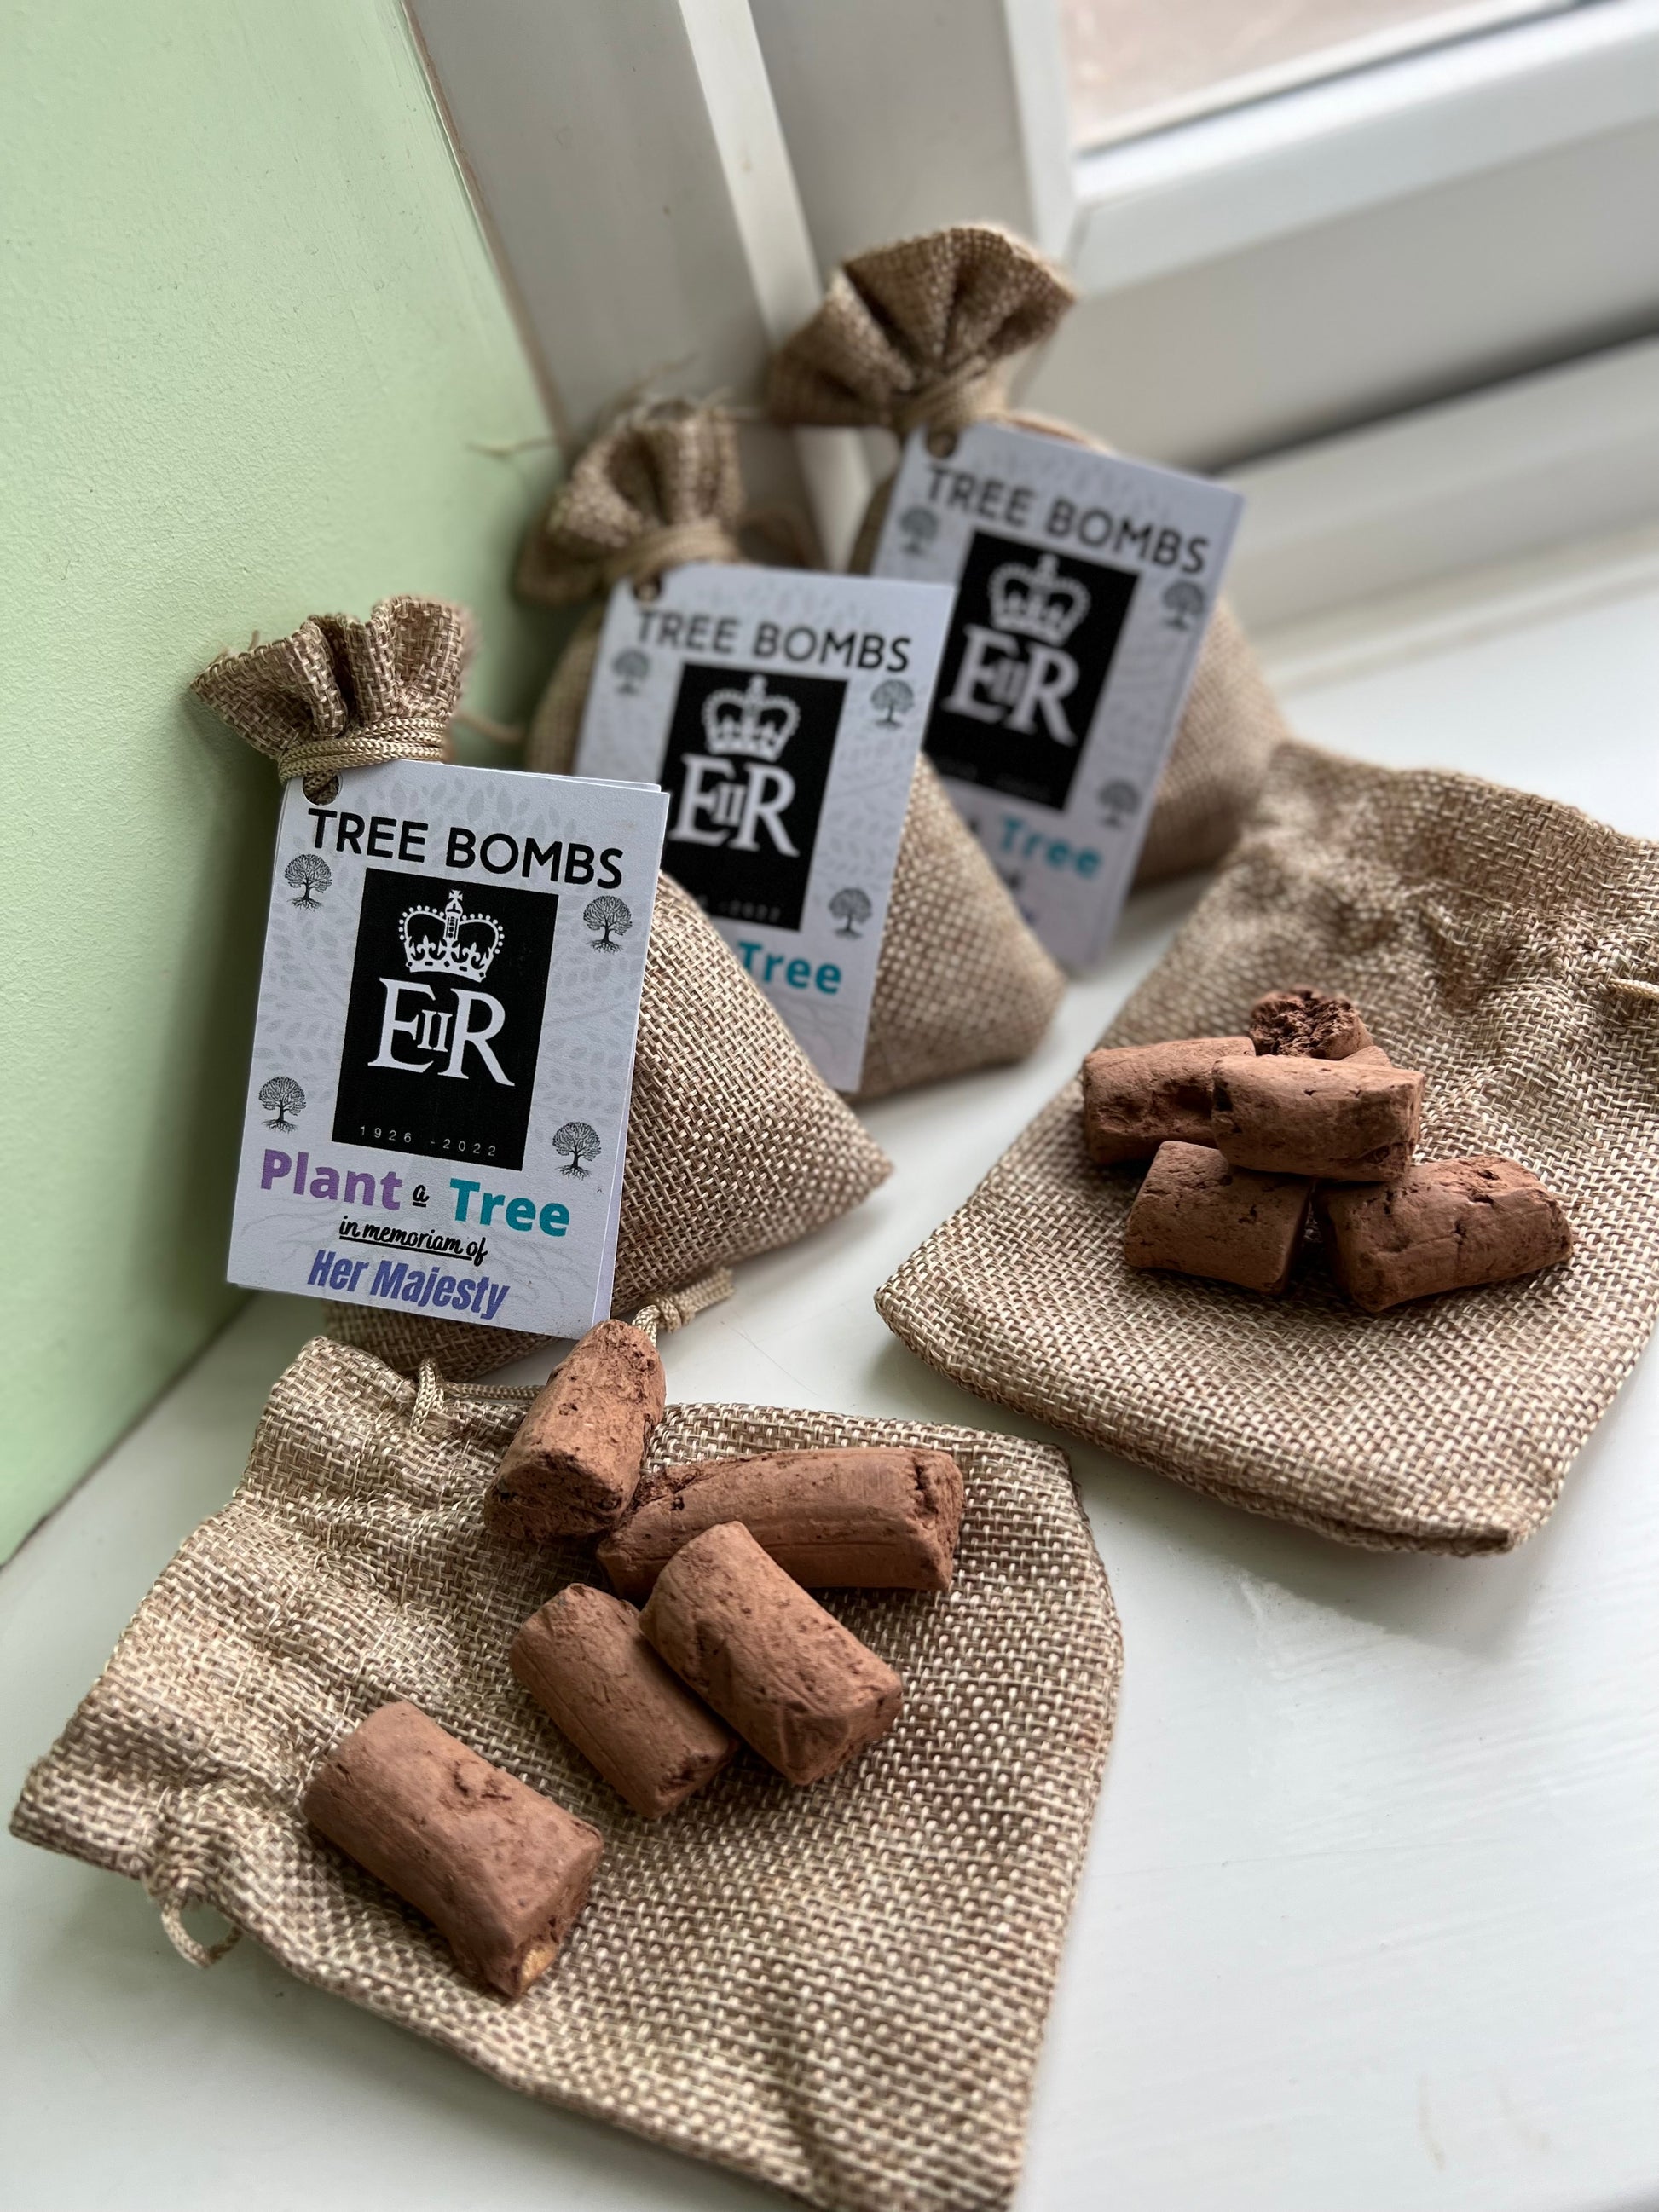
<box><xmin>3</xmin><ymin>501</ymin><xmax>1656</xmax><ymax>2209</ymax></box>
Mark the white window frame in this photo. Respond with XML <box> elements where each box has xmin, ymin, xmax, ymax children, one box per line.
<box><xmin>407</xmin><ymin>0</ymin><xmax>1659</xmax><ymax>611</ymax></box>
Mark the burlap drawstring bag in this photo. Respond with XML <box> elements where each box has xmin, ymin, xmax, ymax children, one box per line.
<box><xmin>878</xmin><ymin>740</ymin><xmax>1659</xmax><ymax>1554</ymax></box>
<box><xmin>194</xmin><ymin>597</ymin><xmax>891</xmax><ymax>1383</ymax></box>
<box><xmin>517</xmin><ymin>401</ymin><xmax>1064</xmax><ymax>1100</ymax></box>
<box><xmin>12</xmin><ymin>1334</ymin><xmax>1121</xmax><ymax>2212</ymax></box>
<box><xmin>768</xmin><ymin>223</ymin><xmax>1293</xmax><ymax>887</ymax></box>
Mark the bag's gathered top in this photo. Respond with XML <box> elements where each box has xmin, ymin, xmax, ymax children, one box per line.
<box><xmin>517</xmin><ymin>399</ymin><xmax>747</xmax><ymax>607</ymax></box>
<box><xmin>766</xmin><ymin>223</ymin><xmax>1075</xmax><ymax>444</ymax></box>
<box><xmin>193</xmin><ymin>594</ymin><xmax>472</xmax><ymax>800</ymax></box>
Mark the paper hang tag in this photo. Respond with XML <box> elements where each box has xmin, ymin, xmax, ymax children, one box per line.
<box><xmin>228</xmin><ymin>761</ymin><xmax>668</xmax><ymax>1339</ymax></box>
<box><xmin>575</xmin><ymin>563</ymin><xmax>955</xmax><ymax>1091</ymax></box>
<box><xmin>871</xmin><ymin>423</ymin><xmax>1246</xmax><ymax>970</ymax></box>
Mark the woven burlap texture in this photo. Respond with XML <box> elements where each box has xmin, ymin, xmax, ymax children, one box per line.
<box><xmin>878</xmin><ymin>740</ymin><xmax>1659</xmax><ymax>1554</ymax></box>
<box><xmin>193</xmin><ymin>594</ymin><xmax>472</xmax><ymax>799</ymax></box>
<box><xmin>194</xmin><ymin>595</ymin><xmax>891</xmax><ymax>1383</ymax></box>
<box><xmin>768</xmin><ymin>223</ymin><xmax>1292</xmax><ymax>887</ymax></box>
<box><xmin>11</xmin><ymin>1335</ymin><xmax>1121</xmax><ymax>2212</ymax></box>
<box><xmin>519</xmin><ymin>404</ymin><xmax>1064</xmax><ymax>1100</ymax></box>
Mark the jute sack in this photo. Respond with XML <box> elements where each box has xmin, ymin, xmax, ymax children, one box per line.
<box><xmin>11</xmin><ymin>1335</ymin><xmax>1121</xmax><ymax>2212</ymax></box>
<box><xmin>518</xmin><ymin>401</ymin><xmax>1065</xmax><ymax>1100</ymax></box>
<box><xmin>194</xmin><ymin>598</ymin><xmax>891</xmax><ymax>1383</ymax></box>
<box><xmin>768</xmin><ymin>224</ymin><xmax>1293</xmax><ymax>887</ymax></box>
<box><xmin>877</xmin><ymin>740</ymin><xmax>1659</xmax><ymax>1554</ymax></box>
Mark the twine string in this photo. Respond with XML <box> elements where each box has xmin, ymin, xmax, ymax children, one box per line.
<box><xmin>157</xmin><ymin>1897</ymin><xmax>242</xmax><ymax>1970</ymax></box>
<box><xmin>600</xmin><ymin>518</ymin><xmax>744</xmax><ymax>596</ymax></box>
<box><xmin>891</xmin><ymin>359</ymin><xmax>1010</xmax><ymax>443</ymax></box>
<box><xmin>408</xmin><ymin>1268</ymin><xmax>735</xmax><ymax>1429</ymax></box>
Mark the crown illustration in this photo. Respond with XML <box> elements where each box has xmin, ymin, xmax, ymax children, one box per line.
<box><xmin>400</xmin><ymin>888</ymin><xmax>503</xmax><ymax>980</ymax></box>
<box><xmin>701</xmin><ymin>673</ymin><xmax>801</xmax><ymax>763</ymax></box>
<box><xmin>987</xmin><ymin>551</ymin><xmax>1090</xmax><ymax>647</ymax></box>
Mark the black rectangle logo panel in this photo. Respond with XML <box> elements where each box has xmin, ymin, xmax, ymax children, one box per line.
<box><xmin>332</xmin><ymin>869</ymin><xmax>557</xmax><ymax>1170</ymax></box>
<box><xmin>659</xmin><ymin>661</ymin><xmax>842</xmax><ymax>932</ymax></box>
<box><xmin>923</xmin><ymin>529</ymin><xmax>1136</xmax><ymax>811</ymax></box>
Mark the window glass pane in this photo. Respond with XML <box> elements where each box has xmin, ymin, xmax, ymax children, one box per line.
<box><xmin>1061</xmin><ymin>0</ymin><xmax>1583</xmax><ymax>147</ymax></box>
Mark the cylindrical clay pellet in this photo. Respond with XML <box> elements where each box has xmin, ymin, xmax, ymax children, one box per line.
<box><xmin>1316</xmin><ymin>1154</ymin><xmax>1573</xmax><ymax>1312</ymax></box>
<box><xmin>1247</xmin><ymin>987</ymin><xmax>1373</xmax><ymax>1060</ymax></box>
<box><xmin>640</xmin><ymin>1522</ymin><xmax>902</xmax><ymax>1787</ymax></box>
<box><xmin>1125</xmin><ymin>1141</ymin><xmax>1314</xmax><ymax>1296</ymax></box>
<box><xmin>597</xmin><ymin>1447</ymin><xmax>964</xmax><ymax>1600</ymax></box>
<box><xmin>1211</xmin><ymin>1053</ymin><xmax>1425</xmax><ymax>1181</ymax></box>
<box><xmin>511</xmin><ymin>1584</ymin><xmax>736</xmax><ymax>1819</ymax></box>
<box><xmin>303</xmin><ymin>1701</ymin><xmax>603</xmax><ymax>1998</ymax></box>
<box><xmin>1080</xmin><ymin>1036</ymin><xmax>1254</xmax><ymax>1164</ymax></box>
<box><xmin>486</xmin><ymin>1320</ymin><xmax>665</xmax><ymax>1541</ymax></box>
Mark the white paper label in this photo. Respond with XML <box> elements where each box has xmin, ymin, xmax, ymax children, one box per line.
<box><xmin>575</xmin><ymin>563</ymin><xmax>955</xmax><ymax>1091</ymax></box>
<box><xmin>871</xmin><ymin>423</ymin><xmax>1245</xmax><ymax>969</ymax></box>
<box><xmin>228</xmin><ymin>760</ymin><xmax>668</xmax><ymax>1339</ymax></box>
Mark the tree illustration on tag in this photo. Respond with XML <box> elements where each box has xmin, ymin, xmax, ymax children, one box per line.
<box><xmin>259</xmin><ymin>1076</ymin><xmax>306</xmax><ymax>1130</ymax></box>
<box><xmin>829</xmin><ymin>887</ymin><xmax>873</xmax><ymax>937</ymax></box>
<box><xmin>1162</xmin><ymin>580</ymin><xmax>1207</xmax><ymax>631</ymax></box>
<box><xmin>285</xmin><ymin>854</ymin><xmax>331</xmax><ymax>907</ymax></box>
<box><xmin>872</xmin><ymin>679</ymin><xmax>914</xmax><ymax>725</ymax></box>
<box><xmin>552</xmin><ymin>1121</ymin><xmax>600</xmax><ymax>1177</ymax></box>
<box><xmin>898</xmin><ymin>505</ymin><xmax>938</xmax><ymax>557</ymax></box>
<box><xmin>583</xmin><ymin>894</ymin><xmax>633</xmax><ymax>950</ymax></box>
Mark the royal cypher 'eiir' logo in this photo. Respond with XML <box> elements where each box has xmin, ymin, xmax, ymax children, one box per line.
<box><xmin>332</xmin><ymin>872</ymin><xmax>556</xmax><ymax>1171</ymax></box>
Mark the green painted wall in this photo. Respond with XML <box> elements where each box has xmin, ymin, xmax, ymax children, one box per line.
<box><xmin>1</xmin><ymin>0</ymin><xmax>562</xmax><ymax>1557</ymax></box>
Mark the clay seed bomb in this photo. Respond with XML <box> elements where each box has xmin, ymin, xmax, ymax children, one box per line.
<box><xmin>1247</xmin><ymin>986</ymin><xmax>1373</xmax><ymax>1060</ymax></box>
<box><xmin>511</xmin><ymin>1584</ymin><xmax>737</xmax><ymax>1820</ymax></box>
<box><xmin>598</xmin><ymin>1446</ymin><xmax>964</xmax><ymax>1600</ymax></box>
<box><xmin>487</xmin><ymin>1320</ymin><xmax>665</xmax><ymax>1541</ymax></box>
<box><xmin>1316</xmin><ymin>1155</ymin><xmax>1574</xmax><ymax>1312</ymax></box>
<box><xmin>1083</xmin><ymin>985</ymin><xmax>1571</xmax><ymax>1313</ymax></box>
<box><xmin>640</xmin><ymin>1521</ymin><xmax>903</xmax><ymax>1788</ymax></box>
<box><xmin>303</xmin><ymin>1701</ymin><xmax>602</xmax><ymax>1998</ymax></box>
<box><xmin>1125</xmin><ymin>1142</ymin><xmax>1313</xmax><ymax>1296</ymax></box>
<box><xmin>1210</xmin><ymin>1053</ymin><xmax>1425</xmax><ymax>1182</ymax></box>
<box><xmin>1080</xmin><ymin>1036</ymin><xmax>1253</xmax><ymax>1165</ymax></box>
